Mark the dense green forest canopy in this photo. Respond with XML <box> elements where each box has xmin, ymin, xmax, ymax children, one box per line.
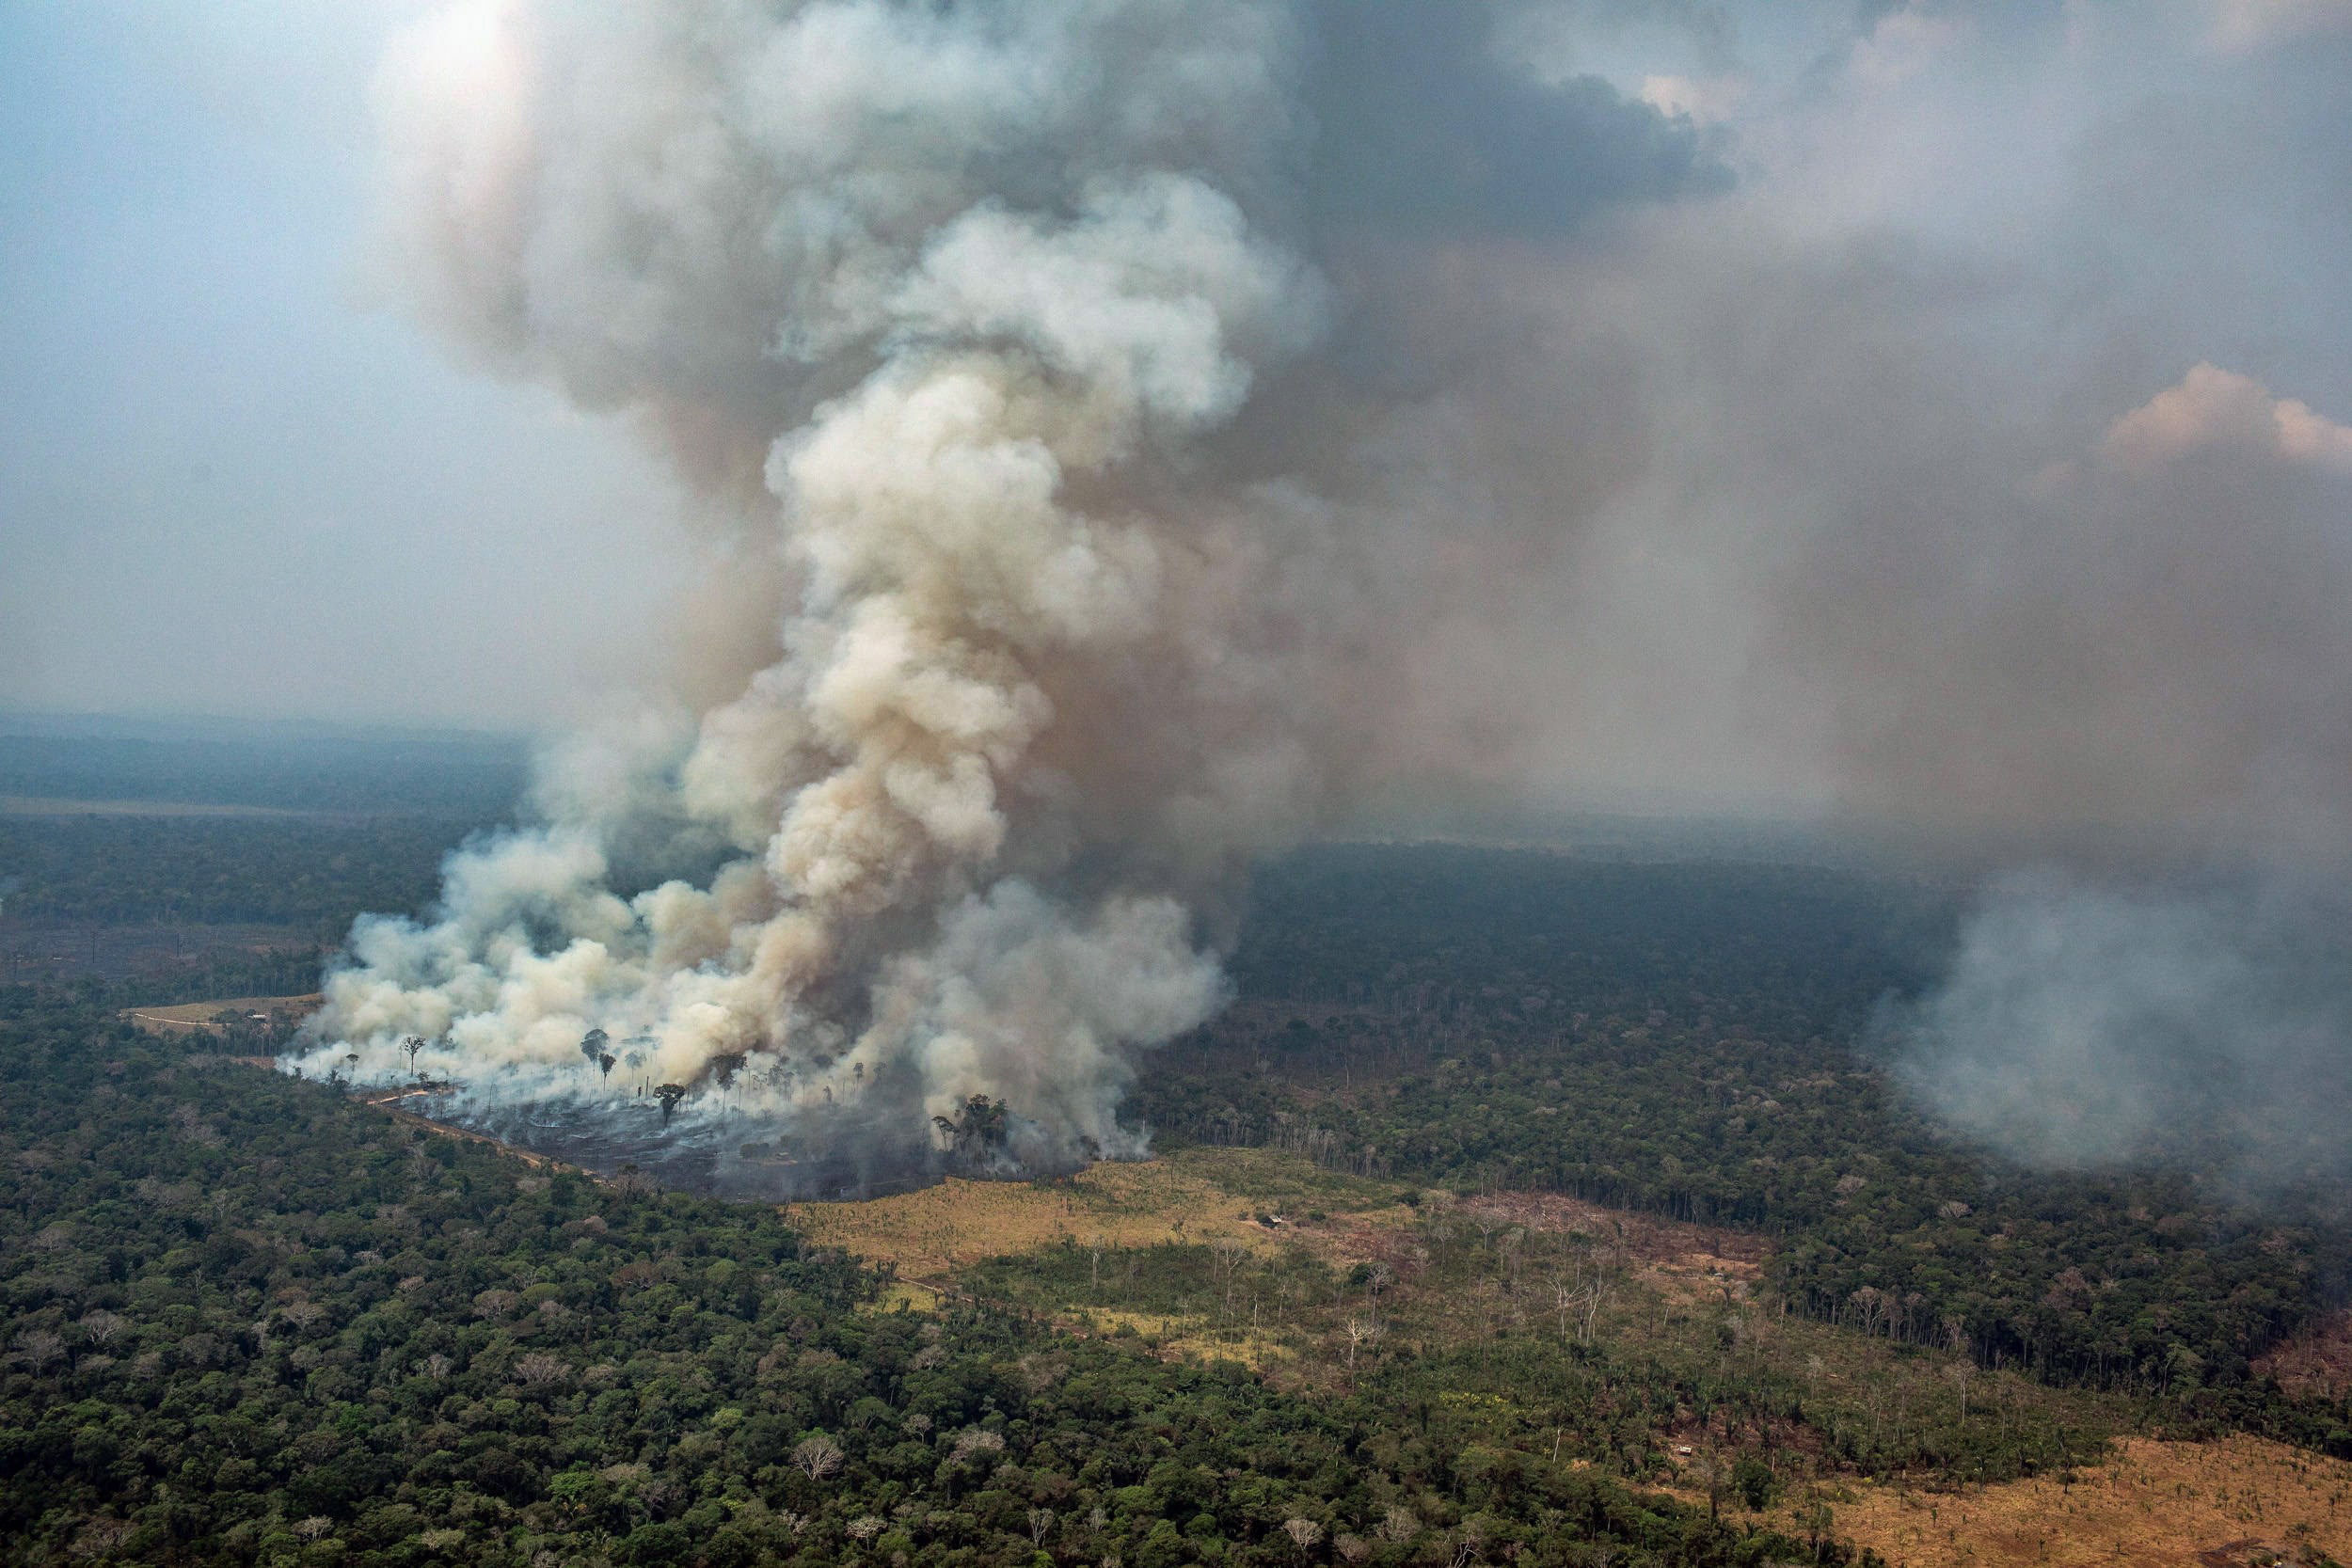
<box><xmin>0</xmin><ymin>983</ymin><xmax>1855</xmax><ymax>1568</ymax></box>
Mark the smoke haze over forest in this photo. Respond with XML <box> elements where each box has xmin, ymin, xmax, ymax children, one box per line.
<box><xmin>7</xmin><ymin>1</ymin><xmax>2351</xmax><ymax>1188</ymax></box>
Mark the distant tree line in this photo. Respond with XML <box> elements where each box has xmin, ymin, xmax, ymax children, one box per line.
<box><xmin>0</xmin><ymin>815</ymin><xmax>477</xmax><ymax>931</ymax></box>
<box><xmin>0</xmin><ymin>731</ymin><xmax>527</xmax><ymax>816</ymax></box>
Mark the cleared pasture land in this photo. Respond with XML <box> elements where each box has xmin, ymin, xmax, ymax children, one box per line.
<box><xmin>803</xmin><ymin>1143</ymin><xmax>2345</xmax><ymax>1566</ymax></box>
<box><xmin>121</xmin><ymin>993</ymin><xmax>322</xmax><ymax>1033</ymax></box>
<box><xmin>787</xmin><ymin>1145</ymin><xmax>1408</xmax><ymax>1282</ymax></box>
<box><xmin>1808</xmin><ymin>1434</ymin><xmax>2352</xmax><ymax>1567</ymax></box>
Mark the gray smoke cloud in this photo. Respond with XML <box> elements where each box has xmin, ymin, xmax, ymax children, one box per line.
<box><xmin>1702</xmin><ymin>9</ymin><xmax>2352</xmax><ymax>1186</ymax></box>
<box><xmin>1374</xmin><ymin>6</ymin><xmax>2352</xmax><ymax>1188</ymax></box>
<box><xmin>1881</xmin><ymin>870</ymin><xmax>2352</xmax><ymax>1196</ymax></box>
<box><xmin>289</xmin><ymin>0</ymin><xmax>1720</xmax><ymax>1186</ymax></box>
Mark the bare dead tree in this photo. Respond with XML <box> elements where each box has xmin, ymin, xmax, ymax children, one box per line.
<box><xmin>1946</xmin><ymin>1358</ymin><xmax>1979</xmax><ymax>1425</ymax></box>
<box><xmin>1210</xmin><ymin>1238</ymin><xmax>1248</xmax><ymax>1318</ymax></box>
<box><xmin>791</xmin><ymin>1433</ymin><xmax>844</xmax><ymax>1482</ymax></box>
<box><xmin>1688</xmin><ymin>1448</ymin><xmax>1725</xmax><ymax>1523</ymax></box>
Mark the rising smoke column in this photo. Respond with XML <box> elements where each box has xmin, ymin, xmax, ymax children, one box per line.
<box><xmin>290</xmin><ymin>0</ymin><xmax>1727</xmax><ymax>1178</ymax></box>
<box><xmin>293</xmin><ymin>0</ymin><xmax>1343</xmax><ymax>1171</ymax></box>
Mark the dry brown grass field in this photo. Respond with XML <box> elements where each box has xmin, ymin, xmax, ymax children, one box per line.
<box><xmin>786</xmin><ymin>1146</ymin><xmax>1408</xmax><ymax>1284</ymax></box>
<box><xmin>794</xmin><ymin>1144</ymin><xmax>2350</xmax><ymax>1565</ymax></box>
<box><xmin>1794</xmin><ymin>1434</ymin><xmax>2352</xmax><ymax>1567</ymax></box>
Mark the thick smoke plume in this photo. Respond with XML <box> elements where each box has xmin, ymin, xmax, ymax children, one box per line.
<box><xmin>290</xmin><ymin>0</ymin><xmax>1718</xmax><ymax>1190</ymax></box>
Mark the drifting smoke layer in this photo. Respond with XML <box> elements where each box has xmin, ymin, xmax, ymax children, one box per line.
<box><xmin>289</xmin><ymin>0</ymin><xmax>1720</xmax><ymax>1188</ymax></box>
<box><xmin>1882</xmin><ymin>871</ymin><xmax>2352</xmax><ymax>1196</ymax></box>
<box><xmin>1849</xmin><ymin>356</ymin><xmax>2352</xmax><ymax>1188</ymax></box>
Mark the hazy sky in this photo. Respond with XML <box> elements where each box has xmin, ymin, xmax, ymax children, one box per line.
<box><xmin>0</xmin><ymin>0</ymin><xmax>687</xmax><ymax>729</ymax></box>
<box><xmin>5</xmin><ymin>0</ymin><xmax>2349</xmax><ymax>843</ymax></box>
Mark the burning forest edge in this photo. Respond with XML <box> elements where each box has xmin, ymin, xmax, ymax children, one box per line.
<box><xmin>312</xmin><ymin>1023</ymin><xmax>1090</xmax><ymax>1202</ymax></box>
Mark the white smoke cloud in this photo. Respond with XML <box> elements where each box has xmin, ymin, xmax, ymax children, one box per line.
<box><xmin>294</xmin><ymin>0</ymin><xmax>1724</xmax><ymax>1187</ymax></box>
<box><xmin>299</xmin><ymin>0</ymin><xmax>1326</xmax><ymax>1172</ymax></box>
<box><xmin>1638</xmin><ymin>72</ymin><xmax>1747</xmax><ymax>125</ymax></box>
